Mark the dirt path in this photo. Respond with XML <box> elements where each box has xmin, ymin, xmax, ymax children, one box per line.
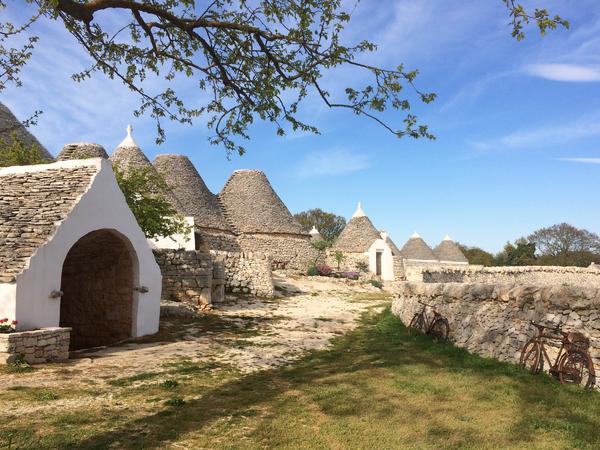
<box><xmin>2</xmin><ymin>275</ymin><xmax>390</xmax><ymax>390</ymax></box>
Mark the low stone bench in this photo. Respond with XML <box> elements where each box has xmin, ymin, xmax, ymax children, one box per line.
<box><xmin>0</xmin><ymin>327</ymin><xmax>71</xmax><ymax>365</ymax></box>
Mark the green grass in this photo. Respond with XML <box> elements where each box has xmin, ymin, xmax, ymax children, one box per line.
<box><xmin>1</xmin><ymin>307</ymin><xmax>600</xmax><ymax>449</ymax></box>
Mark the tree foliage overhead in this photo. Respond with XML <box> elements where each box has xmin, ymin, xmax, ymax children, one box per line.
<box><xmin>1</xmin><ymin>1</ymin><xmax>567</xmax><ymax>155</ymax></box>
<box><xmin>294</xmin><ymin>208</ymin><xmax>345</xmax><ymax>242</ymax></box>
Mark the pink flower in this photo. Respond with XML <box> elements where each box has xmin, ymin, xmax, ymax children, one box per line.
<box><xmin>11</xmin><ymin>320</ymin><xmax>17</xmax><ymax>326</ymax></box>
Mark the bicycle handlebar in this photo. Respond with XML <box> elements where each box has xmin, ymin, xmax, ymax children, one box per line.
<box><xmin>417</xmin><ymin>300</ymin><xmax>436</xmax><ymax>308</ymax></box>
<box><xmin>530</xmin><ymin>321</ymin><xmax>562</xmax><ymax>332</ymax></box>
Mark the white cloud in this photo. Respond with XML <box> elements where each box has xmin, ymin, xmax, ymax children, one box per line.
<box><xmin>557</xmin><ymin>157</ymin><xmax>600</xmax><ymax>164</ymax></box>
<box><xmin>524</xmin><ymin>64</ymin><xmax>600</xmax><ymax>82</ymax></box>
<box><xmin>471</xmin><ymin>112</ymin><xmax>600</xmax><ymax>151</ymax></box>
<box><xmin>296</xmin><ymin>149</ymin><xmax>372</xmax><ymax>178</ymax></box>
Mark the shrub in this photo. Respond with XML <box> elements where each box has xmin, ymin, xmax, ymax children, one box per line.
<box><xmin>0</xmin><ymin>318</ymin><xmax>17</xmax><ymax>334</ymax></box>
<box><xmin>343</xmin><ymin>271</ymin><xmax>360</xmax><ymax>280</ymax></box>
<box><xmin>307</xmin><ymin>265</ymin><xmax>319</xmax><ymax>276</ymax></box>
<box><xmin>369</xmin><ymin>280</ymin><xmax>383</xmax><ymax>289</ymax></box>
<box><xmin>316</xmin><ymin>264</ymin><xmax>332</xmax><ymax>276</ymax></box>
<box><xmin>355</xmin><ymin>261</ymin><xmax>368</xmax><ymax>272</ymax></box>
<box><xmin>165</xmin><ymin>397</ymin><xmax>186</xmax><ymax>407</ymax></box>
<box><xmin>160</xmin><ymin>379</ymin><xmax>180</xmax><ymax>390</ymax></box>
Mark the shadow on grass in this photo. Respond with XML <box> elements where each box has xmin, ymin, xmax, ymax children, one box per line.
<box><xmin>5</xmin><ymin>308</ymin><xmax>600</xmax><ymax>449</ymax></box>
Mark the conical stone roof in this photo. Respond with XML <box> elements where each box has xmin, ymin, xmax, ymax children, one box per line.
<box><xmin>219</xmin><ymin>169</ymin><xmax>306</xmax><ymax>235</ymax></box>
<box><xmin>380</xmin><ymin>231</ymin><xmax>403</xmax><ymax>257</ymax></box>
<box><xmin>57</xmin><ymin>142</ymin><xmax>108</xmax><ymax>161</ymax></box>
<box><xmin>309</xmin><ymin>226</ymin><xmax>324</xmax><ymax>242</ymax></box>
<box><xmin>0</xmin><ymin>102</ymin><xmax>53</xmax><ymax>161</ymax></box>
<box><xmin>153</xmin><ymin>154</ymin><xmax>233</xmax><ymax>232</ymax></box>
<box><xmin>400</xmin><ymin>232</ymin><xmax>438</xmax><ymax>261</ymax></box>
<box><xmin>433</xmin><ymin>235</ymin><xmax>468</xmax><ymax>263</ymax></box>
<box><xmin>109</xmin><ymin>125</ymin><xmax>153</xmax><ymax>172</ymax></box>
<box><xmin>333</xmin><ymin>203</ymin><xmax>381</xmax><ymax>253</ymax></box>
<box><xmin>109</xmin><ymin>126</ymin><xmax>185</xmax><ymax>212</ymax></box>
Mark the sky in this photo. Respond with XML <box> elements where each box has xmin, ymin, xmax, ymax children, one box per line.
<box><xmin>2</xmin><ymin>0</ymin><xmax>600</xmax><ymax>253</ymax></box>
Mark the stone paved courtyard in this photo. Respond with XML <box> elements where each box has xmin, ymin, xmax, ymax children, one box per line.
<box><xmin>1</xmin><ymin>274</ymin><xmax>390</xmax><ymax>394</ymax></box>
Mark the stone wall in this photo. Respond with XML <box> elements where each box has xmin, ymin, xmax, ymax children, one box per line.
<box><xmin>153</xmin><ymin>249</ymin><xmax>218</xmax><ymax>307</ymax></box>
<box><xmin>393</xmin><ymin>255</ymin><xmax>405</xmax><ymax>280</ymax></box>
<box><xmin>420</xmin><ymin>265</ymin><xmax>600</xmax><ymax>286</ymax></box>
<box><xmin>403</xmin><ymin>261</ymin><xmax>474</xmax><ymax>282</ymax></box>
<box><xmin>392</xmin><ymin>282</ymin><xmax>600</xmax><ymax>373</ymax></box>
<box><xmin>0</xmin><ymin>327</ymin><xmax>70</xmax><ymax>365</ymax></box>
<box><xmin>325</xmin><ymin>251</ymin><xmax>369</xmax><ymax>272</ymax></box>
<box><xmin>214</xmin><ymin>251</ymin><xmax>275</xmax><ymax>298</ymax></box>
<box><xmin>237</xmin><ymin>233</ymin><xmax>318</xmax><ymax>272</ymax></box>
<box><xmin>197</xmin><ymin>229</ymin><xmax>241</xmax><ymax>253</ymax></box>
<box><xmin>154</xmin><ymin>249</ymin><xmax>274</xmax><ymax>304</ymax></box>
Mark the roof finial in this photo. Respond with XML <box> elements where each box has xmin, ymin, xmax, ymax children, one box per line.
<box><xmin>352</xmin><ymin>201</ymin><xmax>366</xmax><ymax>218</ymax></box>
<box><xmin>118</xmin><ymin>124</ymin><xmax>139</xmax><ymax>148</ymax></box>
<box><xmin>443</xmin><ymin>234</ymin><xmax>452</xmax><ymax>241</ymax></box>
<box><xmin>411</xmin><ymin>231</ymin><xmax>421</xmax><ymax>239</ymax></box>
<box><xmin>309</xmin><ymin>225</ymin><xmax>319</xmax><ymax>234</ymax></box>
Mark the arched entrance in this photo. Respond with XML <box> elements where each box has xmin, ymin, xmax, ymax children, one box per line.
<box><xmin>60</xmin><ymin>229</ymin><xmax>135</xmax><ymax>350</ymax></box>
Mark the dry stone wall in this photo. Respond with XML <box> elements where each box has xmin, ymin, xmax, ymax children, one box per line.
<box><xmin>197</xmin><ymin>229</ymin><xmax>241</xmax><ymax>252</ymax></box>
<box><xmin>0</xmin><ymin>327</ymin><xmax>70</xmax><ymax>365</ymax></box>
<box><xmin>214</xmin><ymin>251</ymin><xmax>274</xmax><ymax>298</ymax></box>
<box><xmin>325</xmin><ymin>251</ymin><xmax>369</xmax><ymax>272</ymax></box>
<box><xmin>154</xmin><ymin>248</ymin><xmax>274</xmax><ymax>305</ymax></box>
<box><xmin>154</xmin><ymin>250</ymin><xmax>218</xmax><ymax>307</ymax></box>
<box><xmin>237</xmin><ymin>234</ymin><xmax>318</xmax><ymax>272</ymax></box>
<box><xmin>392</xmin><ymin>282</ymin><xmax>600</xmax><ymax>374</ymax></box>
<box><xmin>421</xmin><ymin>265</ymin><xmax>600</xmax><ymax>286</ymax></box>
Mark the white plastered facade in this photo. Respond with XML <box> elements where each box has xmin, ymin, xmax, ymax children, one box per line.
<box><xmin>367</xmin><ymin>238</ymin><xmax>395</xmax><ymax>281</ymax></box>
<box><xmin>148</xmin><ymin>216</ymin><xmax>196</xmax><ymax>250</ymax></box>
<box><xmin>0</xmin><ymin>158</ymin><xmax>162</xmax><ymax>337</ymax></box>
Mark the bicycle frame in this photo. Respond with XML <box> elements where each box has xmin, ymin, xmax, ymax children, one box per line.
<box><xmin>531</xmin><ymin>324</ymin><xmax>571</xmax><ymax>374</ymax></box>
<box><xmin>416</xmin><ymin>302</ymin><xmax>442</xmax><ymax>333</ymax></box>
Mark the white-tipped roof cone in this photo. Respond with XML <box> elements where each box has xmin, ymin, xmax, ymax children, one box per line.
<box><xmin>118</xmin><ymin>124</ymin><xmax>139</xmax><ymax>148</ymax></box>
<box><xmin>443</xmin><ymin>234</ymin><xmax>452</xmax><ymax>241</ymax></box>
<box><xmin>352</xmin><ymin>202</ymin><xmax>366</xmax><ymax>218</ymax></box>
<box><xmin>411</xmin><ymin>231</ymin><xmax>421</xmax><ymax>239</ymax></box>
<box><xmin>309</xmin><ymin>226</ymin><xmax>320</xmax><ymax>235</ymax></box>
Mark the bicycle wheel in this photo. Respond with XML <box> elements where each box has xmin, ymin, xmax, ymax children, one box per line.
<box><xmin>408</xmin><ymin>313</ymin><xmax>425</xmax><ymax>335</ymax></box>
<box><xmin>558</xmin><ymin>349</ymin><xmax>596</xmax><ymax>389</ymax></box>
<box><xmin>519</xmin><ymin>339</ymin><xmax>542</xmax><ymax>374</ymax></box>
<box><xmin>428</xmin><ymin>318</ymin><xmax>449</xmax><ymax>342</ymax></box>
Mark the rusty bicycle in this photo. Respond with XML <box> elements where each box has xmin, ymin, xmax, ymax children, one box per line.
<box><xmin>408</xmin><ymin>300</ymin><xmax>449</xmax><ymax>341</ymax></box>
<box><xmin>520</xmin><ymin>321</ymin><xmax>596</xmax><ymax>389</ymax></box>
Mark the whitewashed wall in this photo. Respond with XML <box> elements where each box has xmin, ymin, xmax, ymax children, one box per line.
<box><xmin>9</xmin><ymin>159</ymin><xmax>161</xmax><ymax>337</ymax></box>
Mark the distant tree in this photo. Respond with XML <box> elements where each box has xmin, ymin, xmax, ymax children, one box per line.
<box><xmin>113</xmin><ymin>164</ymin><xmax>190</xmax><ymax>240</ymax></box>
<box><xmin>495</xmin><ymin>238</ymin><xmax>537</xmax><ymax>266</ymax></box>
<box><xmin>0</xmin><ymin>134</ymin><xmax>48</xmax><ymax>167</ymax></box>
<box><xmin>294</xmin><ymin>208</ymin><xmax>346</xmax><ymax>243</ymax></box>
<box><xmin>537</xmin><ymin>252</ymin><xmax>600</xmax><ymax>268</ymax></box>
<box><xmin>528</xmin><ymin>223</ymin><xmax>600</xmax><ymax>257</ymax></box>
<box><xmin>457</xmin><ymin>244</ymin><xmax>496</xmax><ymax>266</ymax></box>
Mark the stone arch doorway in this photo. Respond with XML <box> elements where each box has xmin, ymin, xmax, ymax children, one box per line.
<box><xmin>60</xmin><ymin>229</ymin><xmax>135</xmax><ymax>350</ymax></box>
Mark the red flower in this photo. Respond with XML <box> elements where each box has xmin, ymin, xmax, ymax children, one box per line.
<box><xmin>11</xmin><ymin>320</ymin><xmax>17</xmax><ymax>325</ymax></box>
<box><xmin>0</xmin><ymin>318</ymin><xmax>7</xmax><ymax>324</ymax></box>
